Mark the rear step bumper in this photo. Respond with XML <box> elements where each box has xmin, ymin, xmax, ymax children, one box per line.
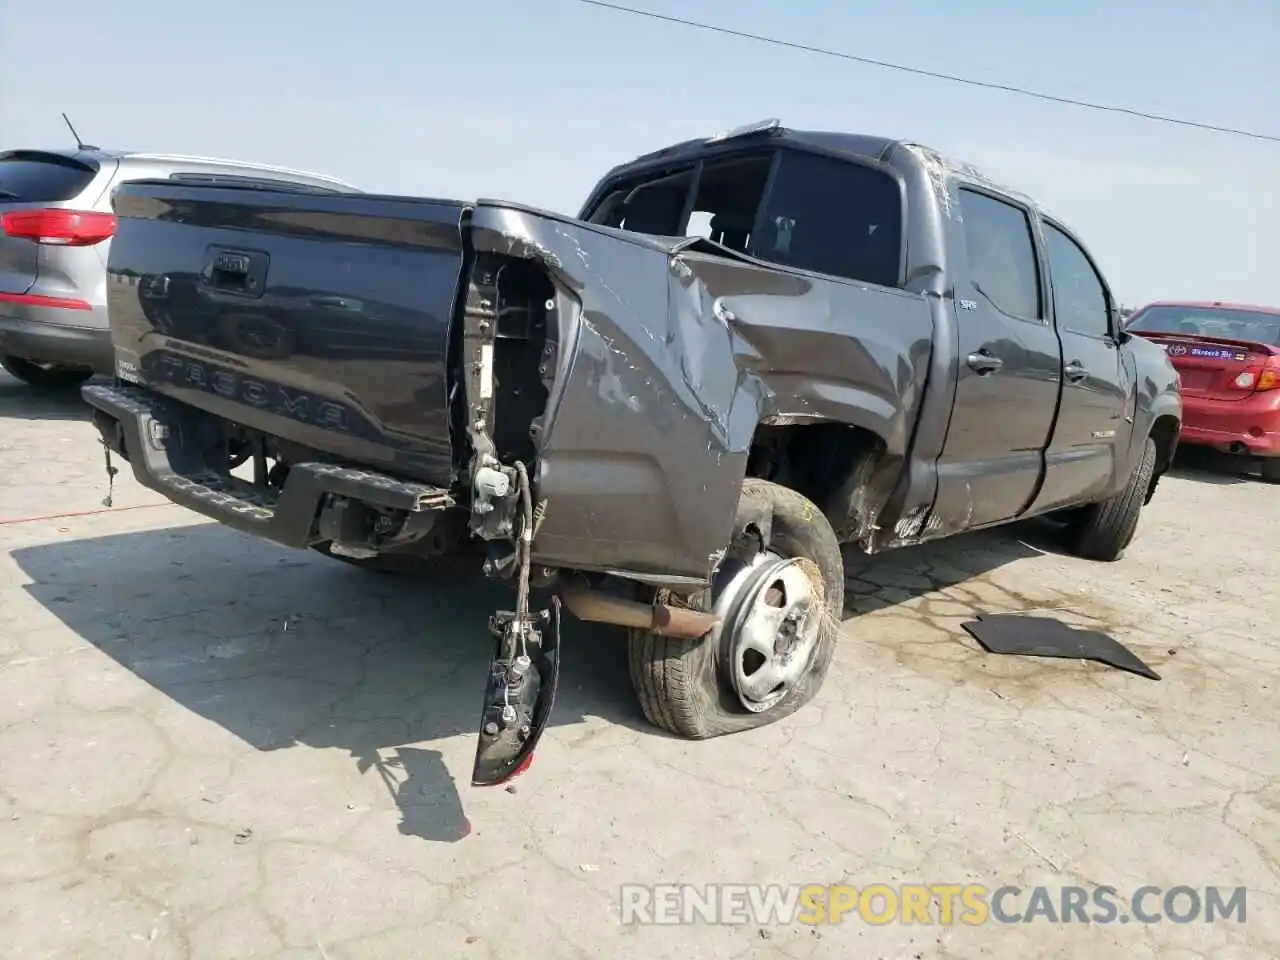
<box><xmin>81</xmin><ymin>383</ymin><xmax>455</xmax><ymax>548</ymax></box>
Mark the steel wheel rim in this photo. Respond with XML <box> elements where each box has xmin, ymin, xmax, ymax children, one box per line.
<box><xmin>711</xmin><ymin>551</ymin><xmax>823</xmax><ymax>713</ymax></box>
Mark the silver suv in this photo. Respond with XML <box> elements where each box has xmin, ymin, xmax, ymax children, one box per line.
<box><xmin>0</xmin><ymin>148</ymin><xmax>358</xmax><ymax>390</ymax></box>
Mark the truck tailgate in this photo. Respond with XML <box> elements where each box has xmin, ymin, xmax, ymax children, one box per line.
<box><xmin>105</xmin><ymin>181</ymin><xmax>468</xmax><ymax>486</ymax></box>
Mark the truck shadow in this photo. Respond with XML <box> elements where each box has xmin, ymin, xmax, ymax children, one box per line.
<box><xmin>843</xmin><ymin>523</ymin><xmax>1049</xmax><ymax>615</ymax></box>
<box><xmin>1164</xmin><ymin>447</ymin><xmax>1252</xmax><ymax>485</ymax></box>
<box><xmin>10</xmin><ymin>521</ymin><xmax>1041</xmax><ymax>842</ymax></box>
<box><xmin>0</xmin><ymin>372</ymin><xmax>100</xmax><ymax>422</ymax></box>
<box><xmin>9</xmin><ymin>524</ymin><xmax>642</xmax><ymax>844</ymax></box>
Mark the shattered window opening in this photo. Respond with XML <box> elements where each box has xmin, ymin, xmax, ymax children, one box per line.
<box><xmin>683</xmin><ymin>155</ymin><xmax>773</xmax><ymax>253</ymax></box>
<box><xmin>584</xmin><ymin>147</ymin><xmax>905</xmax><ymax>289</ymax></box>
<box><xmin>587</xmin><ymin>166</ymin><xmax>696</xmax><ymax>235</ymax></box>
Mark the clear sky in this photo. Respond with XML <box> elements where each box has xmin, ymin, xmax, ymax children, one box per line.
<box><xmin>2</xmin><ymin>0</ymin><xmax>1276</xmax><ymax>307</ymax></box>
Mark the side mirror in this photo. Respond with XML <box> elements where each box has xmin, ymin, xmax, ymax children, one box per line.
<box><xmin>1108</xmin><ymin>309</ymin><xmax>1125</xmax><ymax>342</ymax></box>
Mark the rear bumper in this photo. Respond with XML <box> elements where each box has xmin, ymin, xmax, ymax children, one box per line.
<box><xmin>1178</xmin><ymin>391</ymin><xmax>1280</xmax><ymax>457</ymax></box>
<box><xmin>82</xmin><ymin>382</ymin><xmax>456</xmax><ymax>548</ymax></box>
<box><xmin>0</xmin><ymin>311</ymin><xmax>112</xmax><ymax>372</ymax></box>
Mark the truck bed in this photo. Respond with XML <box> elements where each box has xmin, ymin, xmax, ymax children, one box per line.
<box><xmin>105</xmin><ymin>182</ymin><xmax>469</xmax><ymax>486</ymax></box>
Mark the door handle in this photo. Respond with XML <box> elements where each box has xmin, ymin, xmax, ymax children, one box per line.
<box><xmin>966</xmin><ymin>351</ymin><xmax>1003</xmax><ymax>375</ymax></box>
<box><xmin>1064</xmin><ymin>360</ymin><xmax>1088</xmax><ymax>382</ymax></box>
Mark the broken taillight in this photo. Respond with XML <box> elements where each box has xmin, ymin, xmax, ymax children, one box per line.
<box><xmin>1</xmin><ymin>209</ymin><xmax>116</xmax><ymax>246</ymax></box>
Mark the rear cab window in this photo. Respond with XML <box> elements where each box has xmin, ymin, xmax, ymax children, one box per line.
<box><xmin>0</xmin><ymin>152</ymin><xmax>101</xmax><ymax>203</ymax></box>
<box><xmin>585</xmin><ymin>147</ymin><xmax>905</xmax><ymax>288</ymax></box>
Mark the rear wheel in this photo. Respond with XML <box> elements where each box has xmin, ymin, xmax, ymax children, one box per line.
<box><xmin>1066</xmin><ymin>435</ymin><xmax>1157</xmax><ymax>562</ymax></box>
<box><xmin>1260</xmin><ymin>457</ymin><xmax>1280</xmax><ymax>484</ymax></box>
<box><xmin>1</xmin><ymin>356</ymin><xmax>94</xmax><ymax>391</ymax></box>
<box><xmin>627</xmin><ymin>479</ymin><xmax>845</xmax><ymax>740</ymax></box>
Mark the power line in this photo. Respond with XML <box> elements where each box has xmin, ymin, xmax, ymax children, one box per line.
<box><xmin>578</xmin><ymin>0</ymin><xmax>1280</xmax><ymax>145</ymax></box>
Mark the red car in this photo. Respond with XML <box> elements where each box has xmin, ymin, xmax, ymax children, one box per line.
<box><xmin>1126</xmin><ymin>300</ymin><xmax>1280</xmax><ymax>482</ymax></box>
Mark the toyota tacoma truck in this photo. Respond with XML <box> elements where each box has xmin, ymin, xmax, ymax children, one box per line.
<box><xmin>81</xmin><ymin>119</ymin><xmax>1183</xmax><ymax>786</ymax></box>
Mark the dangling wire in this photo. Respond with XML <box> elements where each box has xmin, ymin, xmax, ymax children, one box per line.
<box><xmin>101</xmin><ymin>441</ymin><xmax>119</xmax><ymax>508</ymax></box>
<box><xmin>512</xmin><ymin>460</ymin><xmax>535</xmax><ymax>659</ymax></box>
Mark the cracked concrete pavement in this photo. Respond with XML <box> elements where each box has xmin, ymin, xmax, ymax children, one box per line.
<box><xmin>1</xmin><ymin>371</ymin><xmax>1277</xmax><ymax>959</ymax></box>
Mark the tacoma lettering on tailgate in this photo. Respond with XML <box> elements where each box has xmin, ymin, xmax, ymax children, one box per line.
<box><xmin>150</xmin><ymin>351</ymin><xmax>354</xmax><ymax>433</ymax></box>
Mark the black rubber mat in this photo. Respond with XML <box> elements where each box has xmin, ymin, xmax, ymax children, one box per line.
<box><xmin>961</xmin><ymin>614</ymin><xmax>1160</xmax><ymax>680</ymax></box>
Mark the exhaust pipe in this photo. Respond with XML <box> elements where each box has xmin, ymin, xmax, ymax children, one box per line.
<box><xmin>560</xmin><ymin>581</ymin><xmax>718</xmax><ymax>639</ymax></box>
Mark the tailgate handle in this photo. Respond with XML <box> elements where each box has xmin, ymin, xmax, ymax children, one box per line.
<box><xmin>201</xmin><ymin>246</ymin><xmax>269</xmax><ymax>298</ymax></box>
<box><xmin>215</xmin><ymin>252</ymin><xmax>248</xmax><ymax>275</ymax></box>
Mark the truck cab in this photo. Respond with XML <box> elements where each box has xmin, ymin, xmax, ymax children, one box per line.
<box><xmin>572</xmin><ymin>122</ymin><xmax>1179</xmax><ymax>548</ymax></box>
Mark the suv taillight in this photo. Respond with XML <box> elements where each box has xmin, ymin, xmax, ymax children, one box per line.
<box><xmin>0</xmin><ymin>209</ymin><xmax>116</xmax><ymax>246</ymax></box>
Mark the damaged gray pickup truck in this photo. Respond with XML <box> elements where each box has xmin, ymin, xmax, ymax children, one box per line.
<box><xmin>82</xmin><ymin>119</ymin><xmax>1182</xmax><ymax>786</ymax></box>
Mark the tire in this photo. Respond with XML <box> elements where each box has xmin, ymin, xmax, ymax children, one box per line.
<box><xmin>1259</xmin><ymin>458</ymin><xmax>1280</xmax><ymax>484</ymax></box>
<box><xmin>627</xmin><ymin>478</ymin><xmax>845</xmax><ymax>740</ymax></box>
<box><xmin>1067</xmin><ymin>436</ymin><xmax>1157</xmax><ymax>562</ymax></box>
<box><xmin>309</xmin><ymin>542</ymin><xmax>479</xmax><ymax>581</ymax></box>
<box><xmin>1</xmin><ymin>356</ymin><xmax>94</xmax><ymax>391</ymax></box>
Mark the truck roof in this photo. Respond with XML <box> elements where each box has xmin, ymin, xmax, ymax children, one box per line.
<box><xmin>619</xmin><ymin>122</ymin><xmax>896</xmax><ymax>170</ymax></box>
<box><xmin>604</xmin><ymin>119</ymin><xmax>1049</xmax><ymax>221</ymax></box>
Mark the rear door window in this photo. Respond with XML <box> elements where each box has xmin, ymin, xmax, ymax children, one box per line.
<box><xmin>957</xmin><ymin>189</ymin><xmax>1042</xmax><ymax>321</ymax></box>
<box><xmin>0</xmin><ymin>154</ymin><xmax>100</xmax><ymax>203</ymax></box>
<box><xmin>752</xmin><ymin>151</ymin><xmax>903</xmax><ymax>287</ymax></box>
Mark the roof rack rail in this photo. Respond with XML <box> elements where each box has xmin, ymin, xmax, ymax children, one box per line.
<box><xmin>121</xmin><ymin>152</ymin><xmax>354</xmax><ymax>187</ymax></box>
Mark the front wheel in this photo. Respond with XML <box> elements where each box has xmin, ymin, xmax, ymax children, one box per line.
<box><xmin>1066</xmin><ymin>436</ymin><xmax>1157</xmax><ymax>562</ymax></box>
<box><xmin>627</xmin><ymin>479</ymin><xmax>845</xmax><ymax>739</ymax></box>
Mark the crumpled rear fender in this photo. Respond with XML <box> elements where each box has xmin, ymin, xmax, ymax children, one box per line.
<box><xmin>468</xmin><ymin>203</ymin><xmax>934</xmax><ymax>584</ymax></box>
